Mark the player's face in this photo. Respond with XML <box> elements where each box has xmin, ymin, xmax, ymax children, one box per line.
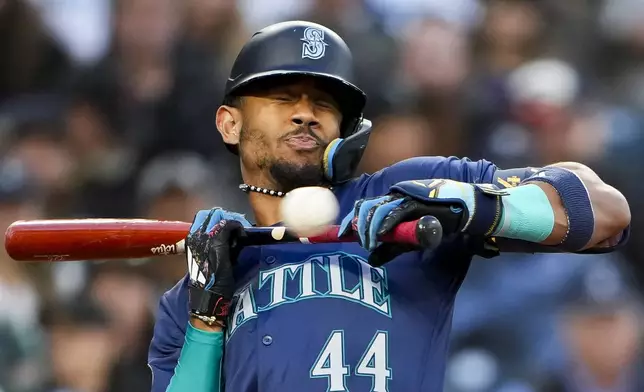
<box><xmin>238</xmin><ymin>78</ymin><xmax>343</xmax><ymax>191</ymax></box>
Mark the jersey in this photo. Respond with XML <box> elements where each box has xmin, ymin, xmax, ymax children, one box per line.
<box><xmin>148</xmin><ymin>156</ymin><xmax>500</xmax><ymax>392</ymax></box>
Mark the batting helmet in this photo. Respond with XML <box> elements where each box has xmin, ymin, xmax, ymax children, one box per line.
<box><xmin>221</xmin><ymin>21</ymin><xmax>369</xmax><ymax>158</ymax></box>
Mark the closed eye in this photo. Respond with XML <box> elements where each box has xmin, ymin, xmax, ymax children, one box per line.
<box><xmin>315</xmin><ymin>100</ymin><xmax>336</xmax><ymax>110</ymax></box>
<box><xmin>272</xmin><ymin>95</ymin><xmax>294</xmax><ymax>102</ymax></box>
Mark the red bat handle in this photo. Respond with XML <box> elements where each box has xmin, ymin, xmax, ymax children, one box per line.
<box><xmin>305</xmin><ymin>220</ymin><xmax>420</xmax><ymax>244</ymax></box>
<box><xmin>4</xmin><ymin>216</ymin><xmax>443</xmax><ymax>262</ymax></box>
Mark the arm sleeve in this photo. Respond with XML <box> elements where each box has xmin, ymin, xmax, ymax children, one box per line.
<box><xmin>362</xmin><ymin>156</ymin><xmax>498</xmax><ymax>196</ymax></box>
<box><xmin>166</xmin><ymin>324</ymin><xmax>224</xmax><ymax>392</ymax></box>
<box><xmin>148</xmin><ymin>276</ymin><xmax>190</xmax><ymax>392</ymax></box>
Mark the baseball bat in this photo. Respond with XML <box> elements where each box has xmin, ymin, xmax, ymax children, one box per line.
<box><xmin>3</xmin><ymin>216</ymin><xmax>443</xmax><ymax>262</ymax></box>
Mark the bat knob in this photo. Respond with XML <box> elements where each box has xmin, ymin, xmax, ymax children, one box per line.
<box><xmin>415</xmin><ymin>215</ymin><xmax>443</xmax><ymax>249</ymax></box>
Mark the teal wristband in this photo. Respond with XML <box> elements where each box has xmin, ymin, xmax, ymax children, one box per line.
<box><xmin>492</xmin><ymin>184</ymin><xmax>555</xmax><ymax>243</ymax></box>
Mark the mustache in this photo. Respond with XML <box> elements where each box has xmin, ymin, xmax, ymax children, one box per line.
<box><xmin>280</xmin><ymin>126</ymin><xmax>326</xmax><ymax>146</ymax></box>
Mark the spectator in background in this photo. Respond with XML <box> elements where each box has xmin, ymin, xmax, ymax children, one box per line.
<box><xmin>598</xmin><ymin>0</ymin><xmax>644</xmax><ymax>112</ymax></box>
<box><xmin>298</xmin><ymin>0</ymin><xmax>399</xmax><ymax>118</ymax></box>
<box><xmin>394</xmin><ymin>18</ymin><xmax>470</xmax><ymax>155</ymax></box>
<box><xmin>67</xmin><ymin>0</ymin><xmax>240</xmax><ymax>218</ymax></box>
<box><xmin>594</xmin><ymin>0</ymin><xmax>644</xmax><ymax>284</ymax></box>
<box><xmin>470</xmin><ymin>0</ymin><xmax>545</xmax><ymax>74</ymax></box>
<box><xmin>0</xmin><ymin>0</ymin><xmax>72</xmax><ymax>104</ymax></box>
<box><xmin>181</xmin><ymin>0</ymin><xmax>249</xmax><ymax>75</ymax></box>
<box><xmin>358</xmin><ymin>113</ymin><xmax>435</xmax><ymax>174</ymax></box>
<box><xmin>61</xmin><ymin>91</ymin><xmax>138</xmax><ymax>218</ymax></box>
<box><xmin>469</xmin><ymin>58</ymin><xmax>642</xmax><ymax>168</ymax></box>
<box><xmin>73</xmin><ymin>0</ymin><xmax>231</xmax><ymax>164</ymax></box>
<box><xmin>537</xmin><ymin>261</ymin><xmax>644</xmax><ymax>392</ymax></box>
<box><xmin>464</xmin><ymin>0</ymin><xmax>546</xmax><ymax>157</ymax></box>
<box><xmin>596</xmin><ymin>118</ymin><xmax>644</xmax><ymax>285</ymax></box>
<box><xmin>0</xmin><ymin>94</ymin><xmax>77</xmax><ymax>219</ymax></box>
<box><xmin>0</xmin><ymin>158</ymin><xmax>48</xmax><ymax>392</ymax></box>
<box><xmin>235</xmin><ymin>0</ymin><xmax>313</xmax><ymax>32</ymax></box>
<box><xmin>365</xmin><ymin>0</ymin><xmax>484</xmax><ymax>35</ymax></box>
<box><xmin>449</xmin><ymin>253</ymin><xmax>639</xmax><ymax>392</ymax></box>
<box><xmin>503</xmin><ymin>58</ymin><xmax>583</xmax><ymax>165</ymax></box>
<box><xmin>25</xmin><ymin>0</ymin><xmax>112</xmax><ymax>68</ymax></box>
<box><xmin>88</xmin><ymin>265</ymin><xmax>154</xmax><ymax>392</ymax></box>
<box><xmin>72</xmin><ymin>0</ymin><xmax>181</xmax><ymax>163</ymax></box>
<box><xmin>178</xmin><ymin>0</ymin><xmax>254</xmax><ymax>171</ymax></box>
<box><xmin>137</xmin><ymin>153</ymin><xmax>221</xmax><ymax>222</ymax></box>
<box><xmin>40</xmin><ymin>298</ymin><xmax>116</xmax><ymax>392</ymax></box>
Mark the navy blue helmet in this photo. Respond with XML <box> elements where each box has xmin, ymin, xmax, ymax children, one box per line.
<box><xmin>222</xmin><ymin>21</ymin><xmax>368</xmax><ymax>156</ymax></box>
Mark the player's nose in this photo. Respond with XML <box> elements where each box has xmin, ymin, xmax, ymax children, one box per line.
<box><xmin>290</xmin><ymin>96</ymin><xmax>319</xmax><ymax>128</ymax></box>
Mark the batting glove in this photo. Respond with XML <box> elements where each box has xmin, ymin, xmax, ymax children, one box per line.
<box><xmin>338</xmin><ymin>179</ymin><xmax>506</xmax><ymax>266</ymax></box>
<box><xmin>186</xmin><ymin>208</ymin><xmax>251</xmax><ymax>326</ymax></box>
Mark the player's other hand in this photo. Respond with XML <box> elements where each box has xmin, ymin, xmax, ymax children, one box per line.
<box><xmin>185</xmin><ymin>208</ymin><xmax>252</xmax><ymax>326</ymax></box>
<box><xmin>337</xmin><ymin>193</ymin><xmax>459</xmax><ymax>267</ymax></box>
<box><xmin>338</xmin><ymin>179</ymin><xmax>504</xmax><ymax>266</ymax></box>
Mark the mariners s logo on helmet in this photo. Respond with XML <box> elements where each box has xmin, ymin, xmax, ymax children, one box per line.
<box><xmin>301</xmin><ymin>27</ymin><xmax>328</xmax><ymax>60</ymax></box>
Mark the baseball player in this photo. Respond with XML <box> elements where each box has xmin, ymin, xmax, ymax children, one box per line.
<box><xmin>147</xmin><ymin>21</ymin><xmax>631</xmax><ymax>392</ymax></box>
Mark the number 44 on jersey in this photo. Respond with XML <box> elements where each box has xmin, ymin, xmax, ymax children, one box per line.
<box><xmin>310</xmin><ymin>330</ymin><xmax>392</xmax><ymax>392</ymax></box>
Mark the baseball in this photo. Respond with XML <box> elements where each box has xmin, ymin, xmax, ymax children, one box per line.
<box><xmin>280</xmin><ymin>186</ymin><xmax>340</xmax><ymax>237</ymax></box>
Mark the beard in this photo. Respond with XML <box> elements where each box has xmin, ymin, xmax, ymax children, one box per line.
<box><xmin>270</xmin><ymin>126</ymin><xmax>332</xmax><ymax>192</ymax></box>
<box><xmin>269</xmin><ymin>158</ymin><xmax>328</xmax><ymax>193</ymax></box>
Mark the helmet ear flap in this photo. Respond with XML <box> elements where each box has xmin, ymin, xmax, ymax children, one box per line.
<box><xmin>324</xmin><ymin>119</ymin><xmax>372</xmax><ymax>184</ymax></box>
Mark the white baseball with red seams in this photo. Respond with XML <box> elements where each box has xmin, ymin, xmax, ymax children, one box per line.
<box><xmin>279</xmin><ymin>186</ymin><xmax>340</xmax><ymax>237</ymax></box>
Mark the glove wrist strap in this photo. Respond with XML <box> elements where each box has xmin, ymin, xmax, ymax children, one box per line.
<box><xmin>189</xmin><ymin>285</ymin><xmax>230</xmax><ymax>321</ymax></box>
<box><xmin>468</xmin><ymin>185</ymin><xmax>505</xmax><ymax>236</ymax></box>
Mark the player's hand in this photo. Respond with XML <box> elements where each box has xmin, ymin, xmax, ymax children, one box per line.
<box><xmin>338</xmin><ymin>179</ymin><xmax>506</xmax><ymax>266</ymax></box>
<box><xmin>185</xmin><ymin>208</ymin><xmax>252</xmax><ymax>326</ymax></box>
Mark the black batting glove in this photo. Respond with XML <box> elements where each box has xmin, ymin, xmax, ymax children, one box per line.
<box><xmin>185</xmin><ymin>208</ymin><xmax>251</xmax><ymax>325</ymax></box>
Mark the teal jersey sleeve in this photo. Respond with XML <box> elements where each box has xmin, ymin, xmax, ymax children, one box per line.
<box><xmin>166</xmin><ymin>322</ymin><xmax>224</xmax><ymax>392</ymax></box>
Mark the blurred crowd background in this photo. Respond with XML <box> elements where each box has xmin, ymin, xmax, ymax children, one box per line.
<box><xmin>0</xmin><ymin>0</ymin><xmax>643</xmax><ymax>391</ymax></box>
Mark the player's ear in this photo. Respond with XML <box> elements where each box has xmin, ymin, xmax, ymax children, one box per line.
<box><xmin>216</xmin><ymin>105</ymin><xmax>242</xmax><ymax>146</ymax></box>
